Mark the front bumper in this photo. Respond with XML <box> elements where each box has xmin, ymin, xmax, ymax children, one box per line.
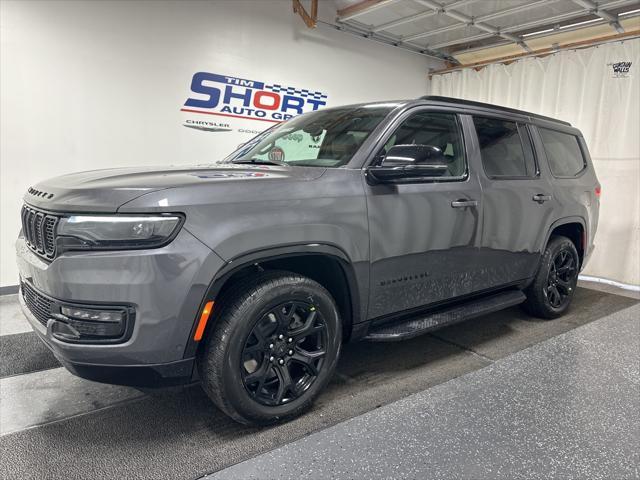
<box><xmin>61</xmin><ymin>357</ymin><xmax>196</xmax><ymax>388</ymax></box>
<box><xmin>16</xmin><ymin>228</ymin><xmax>224</xmax><ymax>386</ymax></box>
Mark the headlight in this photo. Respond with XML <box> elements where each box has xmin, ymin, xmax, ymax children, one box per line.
<box><xmin>57</xmin><ymin>214</ymin><xmax>183</xmax><ymax>251</ymax></box>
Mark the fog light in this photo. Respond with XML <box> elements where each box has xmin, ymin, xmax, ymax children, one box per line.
<box><xmin>57</xmin><ymin>306</ymin><xmax>126</xmax><ymax>340</ymax></box>
<box><xmin>61</xmin><ymin>307</ymin><xmax>123</xmax><ymax>323</ymax></box>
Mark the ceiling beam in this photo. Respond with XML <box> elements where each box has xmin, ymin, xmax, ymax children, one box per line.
<box><xmin>429</xmin><ymin>29</ymin><xmax>640</xmax><ymax>76</ymax></box>
<box><xmin>600</xmin><ymin>0</ymin><xmax>640</xmax><ymax>8</ymax></box>
<box><xmin>448</xmin><ymin>14</ymin><xmax>622</xmax><ymax>56</ymax></box>
<box><xmin>501</xmin><ymin>10</ymin><xmax>598</xmax><ymax>33</ymax></box>
<box><xmin>571</xmin><ymin>0</ymin><xmax>624</xmax><ymax>33</ymax></box>
<box><xmin>428</xmin><ymin>32</ymin><xmax>494</xmax><ymax>50</ymax></box>
<box><xmin>418</xmin><ymin>0</ymin><xmax>637</xmax><ymax>52</ymax></box>
<box><xmin>371</xmin><ymin>10</ymin><xmax>438</xmax><ymax>32</ymax></box>
<box><xmin>337</xmin><ymin>0</ymin><xmax>401</xmax><ymax>22</ymax></box>
<box><xmin>371</xmin><ymin>0</ymin><xmax>479</xmax><ymax>33</ymax></box>
<box><xmin>404</xmin><ymin>21</ymin><xmax>466</xmax><ymax>42</ymax></box>
<box><xmin>292</xmin><ymin>0</ymin><xmax>318</xmax><ymax>28</ymax></box>
<box><xmin>475</xmin><ymin>0</ymin><xmax>560</xmax><ymax>23</ymax></box>
<box><xmin>404</xmin><ymin>0</ymin><xmax>560</xmax><ymax>42</ymax></box>
<box><xmin>336</xmin><ymin>0</ymin><xmax>638</xmax><ymax>60</ymax></box>
<box><xmin>317</xmin><ymin>18</ymin><xmax>461</xmax><ymax>64</ymax></box>
<box><xmin>412</xmin><ymin>0</ymin><xmax>532</xmax><ymax>52</ymax></box>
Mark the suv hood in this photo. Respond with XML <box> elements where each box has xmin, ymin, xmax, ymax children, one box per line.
<box><xmin>24</xmin><ymin>163</ymin><xmax>325</xmax><ymax>213</ymax></box>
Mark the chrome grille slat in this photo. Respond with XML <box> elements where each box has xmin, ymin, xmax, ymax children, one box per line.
<box><xmin>20</xmin><ymin>205</ymin><xmax>59</xmax><ymax>259</ymax></box>
<box><xmin>35</xmin><ymin>212</ymin><xmax>45</xmax><ymax>253</ymax></box>
<box><xmin>27</xmin><ymin>209</ymin><xmax>36</xmax><ymax>247</ymax></box>
<box><xmin>44</xmin><ymin>217</ymin><xmax>58</xmax><ymax>257</ymax></box>
<box><xmin>20</xmin><ymin>207</ymin><xmax>28</xmax><ymax>242</ymax></box>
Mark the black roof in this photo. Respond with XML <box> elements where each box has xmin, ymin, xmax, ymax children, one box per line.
<box><xmin>419</xmin><ymin>96</ymin><xmax>571</xmax><ymax>126</ymax></box>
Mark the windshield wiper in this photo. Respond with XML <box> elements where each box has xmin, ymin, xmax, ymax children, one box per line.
<box><xmin>231</xmin><ymin>158</ymin><xmax>284</xmax><ymax>166</ymax></box>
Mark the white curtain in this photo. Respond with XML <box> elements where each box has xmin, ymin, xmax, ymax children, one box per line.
<box><xmin>430</xmin><ymin>39</ymin><xmax>640</xmax><ymax>286</ymax></box>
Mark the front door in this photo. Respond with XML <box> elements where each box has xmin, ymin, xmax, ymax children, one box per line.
<box><xmin>365</xmin><ymin>110</ymin><xmax>484</xmax><ymax>319</ymax></box>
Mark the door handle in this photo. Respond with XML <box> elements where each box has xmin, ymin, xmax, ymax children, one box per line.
<box><xmin>532</xmin><ymin>194</ymin><xmax>552</xmax><ymax>204</ymax></box>
<box><xmin>451</xmin><ymin>199</ymin><xmax>478</xmax><ymax>208</ymax></box>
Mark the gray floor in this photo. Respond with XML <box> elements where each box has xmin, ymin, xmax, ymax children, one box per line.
<box><xmin>207</xmin><ymin>303</ymin><xmax>640</xmax><ymax>480</ymax></box>
<box><xmin>0</xmin><ymin>284</ymin><xmax>637</xmax><ymax>479</ymax></box>
<box><xmin>0</xmin><ymin>294</ymin><xmax>33</xmax><ymax>335</ymax></box>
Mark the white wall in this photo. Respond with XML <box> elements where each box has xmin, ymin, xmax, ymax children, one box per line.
<box><xmin>430</xmin><ymin>39</ymin><xmax>640</xmax><ymax>286</ymax></box>
<box><xmin>0</xmin><ymin>0</ymin><xmax>440</xmax><ymax>287</ymax></box>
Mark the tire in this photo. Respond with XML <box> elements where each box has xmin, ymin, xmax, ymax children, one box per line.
<box><xmin>523</xmin><ymin>235</ymin><xmax>580</xmax><ymax>319</ymax></box>
<box><xmin>197</xmin><ymin>270</ymin><xmax>342</xmax><ymax>425</ymax></box>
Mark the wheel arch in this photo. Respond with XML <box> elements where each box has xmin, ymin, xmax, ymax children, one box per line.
<box><xmin>184</xmin><ymin>243</ymin><xmax>362</xmax><ymax>358</ymax></box>
<box><xmin>543</xmin><ymin>217</ymin><xmax>586</xmax><ymax>266</ymax></box>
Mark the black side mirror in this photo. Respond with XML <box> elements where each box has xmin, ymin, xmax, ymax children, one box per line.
<box><xmin>367</xmin><ymin>144</ymin><xmax>448</xmax><ymax>184</ymax></box>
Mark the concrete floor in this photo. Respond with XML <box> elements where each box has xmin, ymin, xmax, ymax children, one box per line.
<box><xmin>0</xmin><ymin>282</ymin><xmax>638</xmax><ymax>479</ymax></box>
<box><xmin>207</xmin><ymin>302</ymin><xmax>640</xmax><ymax>480</ymax></box>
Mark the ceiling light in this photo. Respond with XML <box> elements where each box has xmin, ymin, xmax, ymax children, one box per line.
<box><xmin>522</xmin><ymin>28</ymin><xmax>555</xmax><ymax>38</ymax></box>
<box><xmin>619</xmin><ymin>8</ymin><xmax>640</xmax><ymax>16</ymax></box>
<box><xmin>560</xmin><ymin>18</ymin><xmax>603</xmax><ymax>29</ymax></box>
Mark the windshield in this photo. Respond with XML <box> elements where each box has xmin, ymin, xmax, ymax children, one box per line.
<box><xmin>225</xmin><ymin>106</ymin><xmax>394</xmax><ymax>167</ymax></box>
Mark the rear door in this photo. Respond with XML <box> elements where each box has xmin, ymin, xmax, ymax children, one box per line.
<box><xmin>365</xmin><ymin>108</ymin><xmax>484</xmax><ymax>319</ymax></box>
<box><xmin>467</xmin><ymin>115</ymin><xmax>556</xmax><ymax>285</ymax></box>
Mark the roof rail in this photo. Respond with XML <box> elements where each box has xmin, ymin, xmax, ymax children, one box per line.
<box><xmin>419</xmin><ymin>96</ymin><xmax>571</xmax><ymax>126</ymax></box>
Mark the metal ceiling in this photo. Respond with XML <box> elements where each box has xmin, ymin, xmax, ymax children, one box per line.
<box><xmin>331</xmin><ymin>0</ymin><xmax>640</xmax><ymax>65</ymax></box>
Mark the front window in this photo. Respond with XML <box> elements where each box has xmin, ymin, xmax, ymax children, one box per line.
<box><xmin>377</xmin><ymin>111</ymin><xmax>467</xmax><ymax>178</ymax></box>
<box><xmin>225</xmin><ymin>106</ymin><xmax>394</xmax><ymax>167</ymax></box>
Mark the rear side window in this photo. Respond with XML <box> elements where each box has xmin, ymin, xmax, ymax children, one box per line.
<box><xmin>473</xmin><ymin>117</ymin><xmax>536</xmax><ymax>178</ymax></box>
<box><xmin>539</xmin><ymin>128</ymin><xmax>586</xmax><ymax>177</ymax></box>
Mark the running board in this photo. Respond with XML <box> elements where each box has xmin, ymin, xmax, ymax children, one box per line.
<box><xmin>364</xmin><ymin>290</ymin><xmax>526</xmax><ymax>342</ymax></box>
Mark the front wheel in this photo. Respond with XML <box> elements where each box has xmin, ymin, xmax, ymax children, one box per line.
<box><xmin>197</xmin><ymin>271</ymin><xmax>342</xmax><ymax>425</ymax></box>
<box><xmin>523</xmin><ymin>235</ymin><xmax>580</xmax><ymax>319</ymax></box>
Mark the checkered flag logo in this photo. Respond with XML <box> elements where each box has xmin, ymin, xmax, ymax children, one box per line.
<box><xmin>265</xmin><ymin>83</ymin><xmax>328</xmax><ymax>101</ymax></box>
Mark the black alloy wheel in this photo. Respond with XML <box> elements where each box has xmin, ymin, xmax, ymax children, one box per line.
<box><xmin>523</xmin><ymin>235</ymin><xmax>580</xmax><ymax>319</ymax></box>
<box><xmin>241</xmin><ymin>301</ymin><xmax>328</xmax><ymax>406</ymax></box>
<box><xmin>545</xmin><ymin>249</ymin><xmax>577</xmax><ymax>308</ymax></box>
<box><xmin>197</xmin><ymin>271</ymin><xmax>341</xmax><ymax>425</ymax></box>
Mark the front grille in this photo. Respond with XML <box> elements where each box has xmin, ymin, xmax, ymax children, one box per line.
<box><xmin>21</xmin><ymin>280</ymin><xmax>54</xmax><ymax>327</ymax></box>
<box><xmin>21</xmin><ymin>205</ymin><xmax>59</xmax><ymax>259</ymax></box>
<box><xmin>20</xmin><ymin>280</ymin><xmax>133</xmax><ymax>344</ymax></box>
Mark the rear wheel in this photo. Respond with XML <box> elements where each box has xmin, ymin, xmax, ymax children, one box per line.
<box><xmin>197</xmin><ymin>271</ymin><xmax>341</xmax><ymax>425</ymax></box>
<box><xmin>523</xmin><ymin>235</ymin><xmax>580</xmax><ymax>319</ymax></box>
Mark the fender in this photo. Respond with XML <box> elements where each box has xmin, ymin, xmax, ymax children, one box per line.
<box><xmin>183</xmin><ymin>243</ymin><xmax>365</xmax><ymax>358</ymax></box>
<box><xmin>510</xmin><ymin>215</ymin><xmax>588</xmax><ymax>292</ymax></box>
<box><xmin>542</xmin><ymin>216</ymin><xmax>587</xmax><ymax>253</ymax></box>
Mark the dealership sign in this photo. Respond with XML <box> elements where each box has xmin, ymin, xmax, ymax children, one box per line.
<box><xmin>182</xmin><ymin>72</ymin><xmax>328</xmax><ymax>123</ymax></box>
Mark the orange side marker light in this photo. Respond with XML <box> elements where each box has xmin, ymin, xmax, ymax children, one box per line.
<box><xmin>194</xmin><ymin>301</ymin><xmax>214</xmax><ymax>341</ymax></box>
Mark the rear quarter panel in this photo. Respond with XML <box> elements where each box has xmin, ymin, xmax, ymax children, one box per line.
<box><xmin>530</xmin><ymin>122</ymin><xmax>600</xmax><ymax>255</ymax></box>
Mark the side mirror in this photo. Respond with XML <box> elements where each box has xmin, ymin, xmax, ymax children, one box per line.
<box><xmin>367</xmin><ymin>144</ymin><xmax>448</xmax><ymax>184</ymax></box>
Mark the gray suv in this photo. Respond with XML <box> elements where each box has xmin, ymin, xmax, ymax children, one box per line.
<box><xmin>16</xmin><ymin>96</ymin><xmax>600</xmax><ymax>425</ymax></box>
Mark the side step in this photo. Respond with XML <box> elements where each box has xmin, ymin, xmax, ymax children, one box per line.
<box><xmin>364</xmin><ymin>290</ymin><xmax>526</xmax><ymax>342</ymax></box>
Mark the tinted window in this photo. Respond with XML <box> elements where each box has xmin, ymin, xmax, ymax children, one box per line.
<box><xmin>380</xmin><ymin>112</ymin><xmax>466</xmax><ymax>177</ymax></box>
<box><xmin>474</xmin><ymin>117</ymin><xmax>536</xmax><ymax>178</ymax></box>
<box><xmin>539</xmin><ymin>128</ymin><xmax>586</xmax><ymax>177</ymax></box>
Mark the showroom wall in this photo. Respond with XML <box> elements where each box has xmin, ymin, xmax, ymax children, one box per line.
<box><xmin>0</xmin><ymin>0</ymin><xmax>441</xmax><ymax>288</ymax></box>
<box><xmin>430</xmin><ymin>39</ymin><xmax>640</xmax><ymax>286</ymax></box>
